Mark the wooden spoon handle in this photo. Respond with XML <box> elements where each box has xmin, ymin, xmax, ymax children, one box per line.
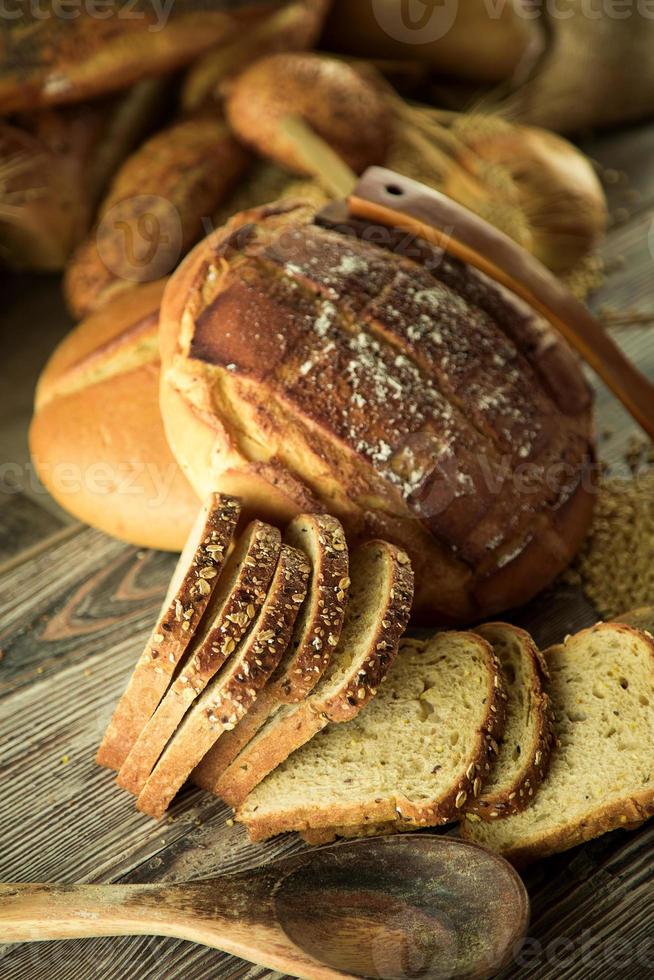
<box><xmin>0</xmin><ymin>882</ymin><xmax>168</xmax><ymax>943</ymax></box>
<box><xmin>348</xmin><ymin>167</ymin><xmax>654</xmax><ymax>440</ymax></box>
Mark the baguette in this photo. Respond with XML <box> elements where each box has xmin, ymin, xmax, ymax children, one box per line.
<box><xmin>136</xmin><ymin>544</ymin><xmax>311</xmax><ymax>819</ymax></box>
<box><xmin>116</xmin><ymin>521</ymin><xmax>281</xmax><ymax>795</ymax></box>
<box><xmin>465</xmin><ymin>622</ymin><xmax>555</xmax><ymax>820</ymax></box>
<box><xmin>193</xmin><ymin>513</ymin><xmax>349</xmax><ymax>792</ymax></box>
<box><xmin>215</xmin><ymin>540</ymin><xmax>413</xmax><ymax>808</ymax></box>
<box><xmin>64</xmin><ymin>117</ymin><xmax>249</xmax><ymax>318</ymax></box>
<box><xmin>462</xmin><ymin>623</ymin><xmax>654</xmax><ymax>864</ymax></box>
<box><xmin>237</xmin><ymin>632</ymin><xmax>506</xmax><ymax>841</ymax></box>
<box><xmin>96</xmin><ymin>494</ymin><xmax>240</xmax><ymax>771</ymax></box>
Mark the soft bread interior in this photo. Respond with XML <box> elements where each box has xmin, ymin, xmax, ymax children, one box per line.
<box><xmin>238</xmin><ymin>633</ymin><xmax>496</xmax><ymax>828</ymax></box>
<box><xmin>466</xmin><ymin>626</ymin><xmax>654</xmax><ymax>853</ymax></box>
<box><xmin>474</xmin><ymin>624</ymin><xmax>538</xmax><ymax>797</ymax></box>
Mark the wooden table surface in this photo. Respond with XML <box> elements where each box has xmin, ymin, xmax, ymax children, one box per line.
<box><xmin>1</xmin><ymin>121</ymin><xmax>654</xmax><ymax>980</ymax></box>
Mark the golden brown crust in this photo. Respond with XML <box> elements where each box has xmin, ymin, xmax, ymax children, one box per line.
<box><xmin>225</xmin><ymin>52</ymin><xmax>389</xmax><ymax>175</ymax></box>
<box><xmin>136</xmin><ymin>543</ymin><xmax>311</xmax><ymax>819</ymax></box>
<box><xmin>96</xmin><ymin>493</ymin><xmax>241</xmax><ymax>772</ymax></box>
<box><xmin>64</xmin><ymin>117</ymin><xmax>249</xmax><ymax>319</ymax></box>
<box><xmin>0</xmin><ymin>6</ymin><xmax>272</xmax><ymax>112</ymax></box>
<box><xmin>241</xmin><ymin>631</ymin><xmax>507</xmax><ymax>842</ymax></box>
<box><xmin>465</xmin><ymin>623</ymin><xmax>556</xmax><ymax>821</ymax></box>
<box><xmin>191</xmin><ymin>513</ymin><xmax>349</xmax><ymax>788</ymax></box>
<box><xmin>29</xmin><ymin>282</ymin><xmax>200</xmax><ymax>552</ymax></box>
<box><xmin>216</xmin><ymin>540</ymin><xmax>413</xmax><ymax>808</ymax></box>
<box><xmin>160</xmin><ymin>200</ymin><xmax>595</xmax><ymax>623</ymax></box>
<box><xmin>116</xmin><ymin>521</ymin><xmax>281</xmax><ymax>795</ymax></box>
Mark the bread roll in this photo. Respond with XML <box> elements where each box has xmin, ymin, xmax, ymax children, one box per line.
<box><xmin>159</xmin><ymin>200</ymin><xmax>595</xmax><ymax>623</ymax></box>
<box><xmin>30</xmin><ymin>281</ymin><xmax>199</xmax><ymax>551</ymax></box>
<box><xmin>0</xmin><ymin>3</ymin><xmax>272</xmax><ymax>112</ymax></box>
<box><xmin>64</xmin><ymin>117</ymin><xmax>249</xmax><ymax>319</ymax></box>
<box><xmin>226</xmin><ymin>53</ymin><xmax>389</xmax><ymax>175</ymax></box>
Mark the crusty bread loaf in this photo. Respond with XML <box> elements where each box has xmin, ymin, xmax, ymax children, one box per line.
<box><xmin>466</xmin><ymin>623</ymin><xmax>555</xmax><ymax>820</ymax></box>
<box><xmin>214</xmin><ymin>540</ymin><xmax>413</xmax><ymax>807</ymax></box>
<box><xmin>237</xmin><ymin>631</ymin><xmax>506</xmax><ymax>841</ymax></box>
<box><xmin>192</xmin><ymin>513</ymin><xmax>348</xmax><ymax>791</ymax></box>
<box><xmin>64</xmin><ymin>117</ymin><xmax>249</xmax><ymax>319</ymax></box>
<box><xmin>96</xmin><ymin>494</ymin><xmax>240</xmax><ymax>771</ymax></box>
<box><xmin>136</xmin><ymin>543</ymin><xmax>311</xmax><ymax>818</ymax></box>
<box><xmin>158</xmin><ymin>199</ymin><xmax>595</xmax><ymax>623</ymax></box>
<box><xmin>116</xmin><ymin>521</ymin><xmax>281</xmax><ymax>795</ymax></box>
<box><xmin>0</xmin><ymin>5</ymin><xmax>271</xmax><ymax>112</ymax></box>
<box><xmin>29</xmin><ymin>281</ymin><xmax>199</xmax><ymax>551</ymax></box>
<box><xmin>462</xmin><ymin>623</ymin><xmax>654</xmax><ymax>864</ymax></box>
<box><xmin>226</xmin><ymin>53</ymin><xmax>389</xmax><ymax>175</ymax></box>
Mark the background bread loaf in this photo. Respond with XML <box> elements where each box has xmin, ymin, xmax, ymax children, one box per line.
<box><xmin>29</xmin><ymin>281</ymin><xmax>199</xmax><ymax>551</ymax></box>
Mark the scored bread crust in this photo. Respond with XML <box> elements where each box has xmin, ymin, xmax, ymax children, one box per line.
<box><xmin>215</xmin><ymin>540</ymin><xmax>414</xmax><ymax>809</ymax></box>
<box><xmin>96</xmin><ymin>494</ymin><xmax>240</xmax><ymax>771</ymax></box>
<box><xmin>136</xmin><ymin>544</ymin><xmax>311</xmax><ymax>819</ymax></box>
<box><xmin>465</xmin><ymin>622</ymin><xmax>555</xmax><ymax>820</ymax></box>
<box><xmin>116</xmin><ymin>521</ymin><xmax>281</xmax><ymax>795</ymax></box>
<box><xmin>461</xmin><ymin>623</ymin><xmax>654</xmax><ymax>866</ymax></box>
<box><xmin>192</xmin><ymin>513</ymin><xmax>349</xmax><ymax>792</ymax></box>
<box><xmin>158</xmin><ymin>199</ymin><xmax>595</xmax><ymax>624</ymax></box>
<box><xmin>240</xmin><ymin>631</ymin><xmax>507</xmax><ymax>842</ymax></box>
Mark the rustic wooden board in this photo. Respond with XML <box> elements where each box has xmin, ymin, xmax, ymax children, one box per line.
<box><xmin>1</xmin><ymin>121</ymin><xmax>654</xmax><ymax>980</ymax></box>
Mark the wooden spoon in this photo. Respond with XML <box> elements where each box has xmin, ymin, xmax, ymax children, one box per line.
<box><xmin>0</xmin><ymin>835</ymin><xmax>529</xmax><ymax>979</ymax></box>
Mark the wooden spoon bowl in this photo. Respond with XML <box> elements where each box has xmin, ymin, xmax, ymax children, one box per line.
<box><xmin>0</xmin><ymin>835</ymin><xmax>529</xmax><ymax>979</ymax></box>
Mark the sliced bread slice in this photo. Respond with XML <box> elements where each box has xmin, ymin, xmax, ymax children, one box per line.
<box><xmin>214</xmin><ymin>540</ymin><xmax>414</xmax><ymax>809</ymax></box>
<box><xmin>237</xmin><ymin>631</ymin><xmax>506</xmax><ymax>842</ymax></box>
<box><xmin>96</xmin><ymin>493</ymin><xmax>240</xmax><ymax>771</ymax></box>
<box><xmin>192</xmin><ymin>513</ymin><xmax>349</xmax><ymax>792</ymax></box>
<box><xmin>116</xmin><ymin>521</ymin><xmax>281</xmax><ymax>795</ymax></box>
<box><xmin>462</xmin><ymin>623</ymin><xmax>654</xmax><ymax>865</ymax></box>
<box><xmin>465</xmin><ymin>622</ymin><xmax>555</xmax><ymax>820</ymax></box>
<box><xmin>136</xmin><ymin>544</ymin><xmax>310</xmax><ymax>819</ymax></box>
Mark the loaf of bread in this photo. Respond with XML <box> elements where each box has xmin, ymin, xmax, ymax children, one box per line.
<box><xmin>64</xmin><ymin>117</ymin><xmax>249</xmax><ymax>318</ymax></box>
<box><xmin>0</xmin><ymin>3</ymin><xmax>272</xmax><ymax>112</ymax></box>
<box><xmin>159</xmin><ymin>199</ymin><xmax>595</xmax><ymax>623</ymax></box>
<box><xmin>225</xmin><ymin>53</ymin><xmax>390</xmax><ymax>175</ymax></box>
<box><xmin>29</xmin><ymin>281</ymin><xmax>199</xmax><ymax>551</ymax></box>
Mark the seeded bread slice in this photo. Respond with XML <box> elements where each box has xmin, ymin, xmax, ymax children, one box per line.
<box><xmin>215</xmin><ymin>540</ymin><xmax>414</xmax><ymax>809</ymax></box>
<box><xmin>193</xmin><ymin>513</ymin><xmax>349</xmax><ymax>793</ymax></box>
<box><xmin>462</xmin><ymin>623</ymin><xmax>654</xmax><ymax>865</ymax></box>
<box><xmin>464</xmin><ymin>623</ymin><xmax>555</xmax><ymax>820</ymax></box>
<box><xmin>96</xmin><ymin>494</ymin><xmax>240</xmax><ymax>771</ymax></box>
<box><xmin>237</xmin><ymin>631</ymin><xmax>506</xmax><ymax>842</ymax></box>
<box><xmin>136</xmin><ymin>544</ymin><xmax>310</xmax><ymax>819</ymax></box>
<box><xmin>116</xmin><ymin>521</ymin><xmax>281</xmax><ymax>795</ymax></box>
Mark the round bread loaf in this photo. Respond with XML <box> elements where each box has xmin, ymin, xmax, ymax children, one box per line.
<box><xmin>30</xmin><ymin>281</ymin><xmax>199</xmax><ymax>551</ymax></box>
<box><xmin>159</xmin><ymin>200</ymin><xmax>595</xmax><ymax>623</ymax></box>
<box><xmin>225</xmin><ymin>53</ymin><xmax>389</xmax><ymax>175</ymax></box>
